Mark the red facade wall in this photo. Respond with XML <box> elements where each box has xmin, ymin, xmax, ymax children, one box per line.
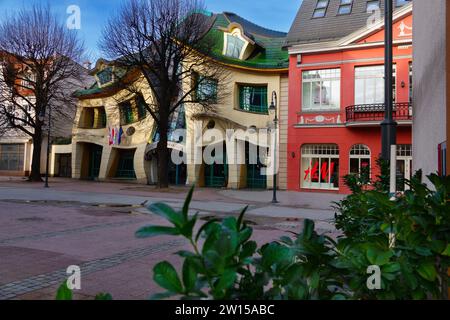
<box><xmin>287</xmin><ymin>14</ymin><xmax>413</xmax><ymax>194</ymax></box>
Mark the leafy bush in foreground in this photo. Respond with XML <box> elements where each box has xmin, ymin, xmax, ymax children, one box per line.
<box><xmin>139</xmin><ymin>171</ymin><xmax>449</xmax><ymax>300</ymax></box>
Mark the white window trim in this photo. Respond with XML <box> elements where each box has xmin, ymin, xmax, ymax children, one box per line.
<box><xmin>349</xmin><ymin>144</ymin><xmax>371</xmax><ymax>177</ymax></box>
<box><xmin>302</xmin><ymin>68</ymin><xmax>341</xmax><ymax>112</ymax></box>
<box><xmin>354</xmin><ymin>65</ymin><xmax>396</xmax><ymax>105</ymax></box>
<box><xmin>301</xmin><ymin>144</ymin><xmax>340</xmax><ymax>191</ymax></box>
<box><xmin>223</xmin><ymin>28</ymin><xmax>249</xmax><ymax>60</ymax></box>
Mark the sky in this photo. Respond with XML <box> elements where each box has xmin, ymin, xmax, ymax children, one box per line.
<box><xmin>0</xmin><ymin>0</ymin><xmax>301</xmax><ymax>61</ymax></box>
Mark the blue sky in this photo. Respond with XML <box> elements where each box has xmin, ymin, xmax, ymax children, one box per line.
<box><xmin>0</xmin><ymin>0</ymin><xmax>301</xmax><ymax>61</ymax></box>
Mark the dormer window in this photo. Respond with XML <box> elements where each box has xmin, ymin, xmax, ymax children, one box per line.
<box><xmin>225</xmin><ymin>33</ymin><xmax>245</xmax><ymax>59</ymax></box>
<box><xmin>396</xmin><ymin>0</ymin><xmax>411</xmax><ymax>7</ymax></box>
<box><xmin>97</xmin><ymin>66</ymin><xmax>113</xmax><ymax>86</ymax></box>
<box><xmin>338</xmin><ymin>0</ymin><xmax>353</xmax><ymax>15</ymax></box>
<box><xmin>313</xmin><ymin>0</ymin><xmax>329</xmax><ymax>18</ymax></box>
<box><xmin>366</xmin><ymin>0</ymin><xmax>380</xmax><ymax>13</ymax></box>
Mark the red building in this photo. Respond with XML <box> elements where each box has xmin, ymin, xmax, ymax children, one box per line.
<box><xmin>285</xmin><ymin>0</ymin><xmax>413</xmax><ymax>193</ymax></box>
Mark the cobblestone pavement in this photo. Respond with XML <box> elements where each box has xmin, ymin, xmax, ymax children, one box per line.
<box><xmin>0</xmin><ymin>178</ymin><xmax>340</xmax><ymax>300</ymax></box>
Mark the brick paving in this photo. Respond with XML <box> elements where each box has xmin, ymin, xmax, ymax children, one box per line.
<box><xmin>0</xmin><ymin>178</ymin><xmax>339</xmax><ymax>300</ymax></box>
<box><xmin>0</xmin><ymin>239</ymin><xmax>186</xmax><ymax>300</ymax></box>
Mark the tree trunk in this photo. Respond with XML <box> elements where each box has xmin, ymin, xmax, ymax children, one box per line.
<box><xmin>157</xmin><ymin>108</ymin><xmax>170</xmax><ymax>189</ymax></box>
<box><xmin>29</xmin><ymin>128</ymin><xmax>43</xmax><ymax>182</ymax></box>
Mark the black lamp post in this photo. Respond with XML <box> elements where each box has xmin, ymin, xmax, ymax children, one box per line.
<box><xmin>268</xmin><ymin>91</ymin><xmax>279</xmax><ymax>204</ymax></box>
<box><xmin>381</xmin><ymin>0</ymin><xmax>397</xmax><ymax>160</ymax></box>
<box><xmin>38</xmin><ymin>106</ymin><xmax>51</xmax><ymax>188</ymax></box>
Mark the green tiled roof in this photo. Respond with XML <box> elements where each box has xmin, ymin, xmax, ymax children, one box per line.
<box><xmin>76</xmin><ymin>11</ymin><xmax>288</xmax><ymax>98</ymax></box>
<box><xmin>205</xmin><ymin>12</ymin><xmax>289</xmax><ymax>70</ymax></box>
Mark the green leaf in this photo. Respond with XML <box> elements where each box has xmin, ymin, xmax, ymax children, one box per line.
<box><xmin>204</xmin><ymin>250</ymin><xmax>225</xmax><ymax>273</ymax></box>
<box><xmin>195</xmin><ymin>219</ymin><xmax>220</xmax><ymax>242</ymax></box>
<box><xmin>366</xmin><ymin>248</ymin><xmax>393</xmax><ymax>266</ymax></box>
<box><xmin>153</xmin><ymin>261</ymin><xmax>183</xmax><ymax>293</ymax></box>
<box><xmin>182</xmin><ymin>258</ymin><xmax>197</xmax><ymax>292</ymax></box>
<box><xmin>382</xmin><ymin>263</ymin><xmax>401</xmax><ymax>274</ymax></box>
<box><xmin>175</xmin><ymin>250</ymin><xmax>197</xmax><ymax>258</ymax></box>
<box><xmin>94</xmin><ymin>293</ymin><xmax>113</xmax><ymax>300</ymax></box>
<box><xmin>182</xmin><ymin>186</ymin><xmax>195</xmax><ymax>221</ymax></box>
<box><xmin>414</xmin><ymin>247</ymin><xmax>433</xmax><ymax>257</ymax></box>
<box><xmin>403</xmin><ymin>270</ymin><xmax>418</xmax><ymax>290</ymax></box>
<box><xmin>222</xmin><ymin>217</ymin><xmax>238</xmax><ymax>231</ymax></box>
<box><xmin>240</xmin><ymin>241</ymin><xmax>257</xmax><ymax>260</ymax></box>
<box><xmin>332</xmin><ymin>294</ymin><xmax>347</xmax><ymax>300</ymax></box>
<box><xmin>147</xmin><ymin>203</ymin><xmax>184</xmax><ymax>227</ymax></box>
<box><xmin>261</xmin><ymin>243</ymin><xmax>292</xmax><ymax>269</ymax></box>
<box><xmin>238</xmin><ymin>227</ymin><xmax>252</xmax><ymax>244</ymax></box>
<box><xmin>417</xmin><ymin>262</ymin><xmax>437</xmax><ymax>282</ymax></box>
<box><xmin>303</xmin><ymin>219</ymin><xmax>315</xmax><ymax>240</ymax></box>
<box><xmin>442</xmin><ymin>244</ymin><xmax>450</xmax><ymax>257</ymax></box>
<box><xmin>215</xmin><ymin>228</ymin><xmax>239</xmax><ymax>257</ymax></box>
<box><xmin>214</xmin><ymin>269</ymin><xmax>236</xmax><ymax>293</ymax></box>
<box><xmin>237</xmin><ymin>206</ymin><xmax>249</xmax><ymax>231</ymax></box>
<box><xmin>309</xmin><ymin>272</ymin><xmax>320</xmax><ymax>289</ymax></box>
<box><xmin>135</xmin><ymin>226</ymin><xmax>180</xmax><ymax>238</ymax></box>
<box><xmin>55</xmin><ymin>281</ymin><xmax>72</xmax><ymax>300</ymax></box>
<box><xmin>180</xmin><ymin>214</ymin><xmax>198</xmax><ymax>238</ymax></box>
<box><xmin>430</xmin><ymin>240</ymin><xmax>446</xmax><ymax>254</ymax></box>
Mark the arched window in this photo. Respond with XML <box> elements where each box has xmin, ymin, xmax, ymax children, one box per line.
<box><xmin>301</xmin><ymin>144</ymin><xmax>339</xmax><ymax>190</ymax></box>
<box><xmin>349</xmin><ymin>144</ymin><xmax>371</xmax><ymax>182</ymax></box>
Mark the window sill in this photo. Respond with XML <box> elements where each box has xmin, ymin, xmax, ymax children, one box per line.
<box><xmin>120</xmin><ymin>117</ymin><xmax>147</xmax><ymax>127</ymax></box>
<box><xmin>234</xmin><ymin>108</ymin><xmax>269</xmax><ymax>116</ymax></box>
<box><xmin>299</xmin><ymin>110</ymin><xmax>341</xmax><ymax>114</ymax></box>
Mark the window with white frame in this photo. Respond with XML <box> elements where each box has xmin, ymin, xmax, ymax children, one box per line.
<box><xmin>397</xmin><ymin>144</ymin><xmax>412</xmax><ymax>157</ymax></box>
<box><xmin>301</xmin><ymin>144</ymin><xmax>340</xmax><ymax>190</ymax></box>
<box><xmin>366</xmin><ymin>0</ymin><xmax>380</xmax><ymax>12</ymax></box>
<box><xmin>225</xmin><ymin>34</ymin><xmax>245</xmax><ymax>59</ymax></box>
<box><xmin>302</xmin><ymin>68</ymin><xmax>341</xmax><ymax>111</ymax></box>
<box><xmin>355</xmin><ymin>65</ymin><xmax>396</xmax><ymax>105</ymax></box>
<box><xmin>0</xmin><ymin>144</ymin><xmax>25</xmax><ymax>171</ymax></box>
<box><xmin>349</xmin><ymin>144</ymin><xmax>371</xmax><ymax>182</ymax></box>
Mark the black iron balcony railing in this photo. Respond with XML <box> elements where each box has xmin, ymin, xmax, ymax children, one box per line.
<box><xmin>346</xmin><ymin>102</ymin><xmax>412</xmax><ymax>123</ymax></box>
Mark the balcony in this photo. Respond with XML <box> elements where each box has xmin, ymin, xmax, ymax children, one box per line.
<box><xmin>345</xmin><ymin>102</ymin><xmax>412</xmax><ymax>126</ymax></box>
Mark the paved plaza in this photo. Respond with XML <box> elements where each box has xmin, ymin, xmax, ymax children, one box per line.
<box><xmin>0</xmin><ymin>177</ymin><xmax>342</xmax><ymax>300</ymax></box>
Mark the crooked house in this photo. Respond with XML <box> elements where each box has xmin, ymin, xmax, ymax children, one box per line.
<box><xmin>72</xmin><ymin>11</ymin><xmax>289</xmax><ymax>190</ymax></box>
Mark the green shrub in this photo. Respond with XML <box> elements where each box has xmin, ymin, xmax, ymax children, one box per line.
<box><xmin>139</xmin><ymin>172</ymin><xmax>449</xmax><ymax>300</ymax></box>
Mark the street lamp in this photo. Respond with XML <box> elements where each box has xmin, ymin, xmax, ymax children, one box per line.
<box><xmin>38</xmin><ymin>106</ymin><xmax>51</xmax><ymax>188</ymax></box>
<box><xmin>268</xmin><ymin>91</ymin><xmax>279</xmax><ymax>204</ymax></box>
<box><xmin>381</xmin><ymin>0</ymin><xmax>397</xmax><ymax>160</ymax></box>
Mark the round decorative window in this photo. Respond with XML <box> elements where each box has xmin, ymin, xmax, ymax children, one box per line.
<box><xmin>126</xmin><ymin>126</ymin><xmax>136</xmax><ymax>136</ymax></box>
<box><xmin>206</xmin><ymin>120</ymin><xmax>216</xmax><ymax>129</ymax></box>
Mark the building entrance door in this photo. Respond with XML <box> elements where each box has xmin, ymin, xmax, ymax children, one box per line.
<box><xmin>58</xmin><ymin>154</ymin><xmax>72</xmax><ymax>178</ymax></box>
<box><xmin>246</xmin><ymin>142</ymin><xmax>267</xmax><ymax>189</ymax></box>
<box><xmin>396</xmin><ymin>145</ymin><xmax>413</xmax><ymax>191</ymax></box>
<box><xmin>88</xmin><ymin>145</ymin><xmax>102</xmax><ymax>180</ymax></box>
<box><xmin>204</xmin><ymin>143</ymin><xmax>228</xmax><ymax>188</ymax></box>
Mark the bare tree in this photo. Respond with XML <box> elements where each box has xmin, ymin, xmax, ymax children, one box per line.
<box><xmin>100</xmin><ymin>0</ymin><xmax>228</xmax><ymax>188</ymax></box>
<box><xmin>0</xmin><ymin>5</ymin><xmax>85</xmax><ymax>181</ymax></box>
